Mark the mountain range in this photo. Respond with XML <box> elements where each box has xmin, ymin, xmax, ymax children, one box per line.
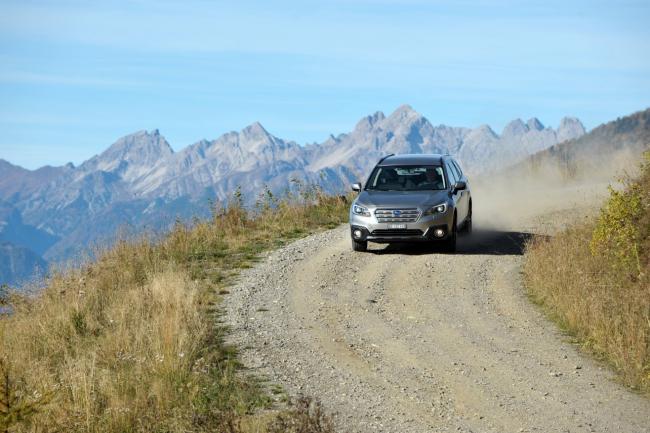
<box><xmin>0</xmin><ymin>104</ymin><xmax>587</xmax><ymax>286</ymax></box>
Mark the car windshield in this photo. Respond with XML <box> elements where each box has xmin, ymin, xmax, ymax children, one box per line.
<box><xmin>365</xmin><ymin>165</ymin><xmax>446</xmax><ymax>191</ymax></box>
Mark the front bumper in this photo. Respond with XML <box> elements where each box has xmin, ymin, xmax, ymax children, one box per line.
<box><xmin>349</xmin><ymin>209</ymin><xmax>454</xmax><ymax>243</ymax></box>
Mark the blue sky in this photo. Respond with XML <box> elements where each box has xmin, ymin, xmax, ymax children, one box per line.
<box><xmin>1</xmin><ymin>0</ymin><xmax>649</xmax><ymax>169</ymax></box>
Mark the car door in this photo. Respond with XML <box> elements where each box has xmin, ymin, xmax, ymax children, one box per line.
<box><xmin>451</xmin><ymin>160</ymin><xmax>469</xmax><ymax>223</ymax></box>
<box><xmin>444</xmin><ymin>161</ymin><xmax>464</xmax><ymax>227</ymax></box>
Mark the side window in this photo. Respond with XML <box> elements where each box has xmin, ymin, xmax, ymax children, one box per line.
<box><xmin>451</xmin><ymin>160</ymin><xmax>464</xmax><ymax>179</ymax></box>
<box><xmin>449</xmin><ymin>161</ymin><xmax>461</xmax><ymax>181</ymax></box>
<box><xmin>445</xmin><ymin>162</ymin><xmax>457</xmax><ymax>186</ymax></box>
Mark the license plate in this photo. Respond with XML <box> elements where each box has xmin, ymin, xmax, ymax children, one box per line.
<box><xmin>388</xmin><ymin>223</ymin><xmax>406</xmax><ymax>229</ymax></box>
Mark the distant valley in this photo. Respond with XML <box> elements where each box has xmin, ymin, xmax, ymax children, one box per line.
<box><xmin>0</xmin><ymin>104</ymin><xmax>597</xmax><ymax>286</ymax></box>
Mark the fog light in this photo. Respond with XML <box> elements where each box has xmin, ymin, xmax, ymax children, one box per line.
<box><xmin>434</xmin><ymin>229</ymin><xmax>445</xmax><ymax>238</ymax></box>
<box><xmin>353</xmin><ymin>229</ymin><xmax>363</xmax><ymax>239</ymax></box>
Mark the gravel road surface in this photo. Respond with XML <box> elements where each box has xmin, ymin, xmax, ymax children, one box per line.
<box><xmin>224</xmin><ymin>198</ymin><xmax>650</xmax><ymax>432</ymax></box>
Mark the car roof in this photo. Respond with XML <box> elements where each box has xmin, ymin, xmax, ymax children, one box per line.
<box><xmin>378</xmin><ymin>153</ymin><xmax>447</xmax><ymax>166</ymax></box>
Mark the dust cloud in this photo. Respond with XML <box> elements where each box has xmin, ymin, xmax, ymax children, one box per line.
<box><xmin>469</xmin><ymin>149</ymin><xmax>642</xmax><ymax>234</ymax></box>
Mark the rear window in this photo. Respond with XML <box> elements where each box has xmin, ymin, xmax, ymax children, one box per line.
<box><xmin>366</xmin><ymin>165</ymin><xmax>446</xmax><ymax>191</ymax></box>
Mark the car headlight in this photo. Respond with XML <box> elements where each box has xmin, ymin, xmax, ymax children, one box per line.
<box><xmin>352</xmin><ymin>204</ymin><xmax>371</xmax><ymax>217</ymax></box>
<box><xmin>423</xmin><ymin>203</ymin><xmax>447</xmax><ymax>216</ymax></box>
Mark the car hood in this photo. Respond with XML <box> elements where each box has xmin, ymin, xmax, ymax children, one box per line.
<box><xmin>356</xmin><ymin>190</ymin><xmax>449</xmax><ymax>209</ymax></box>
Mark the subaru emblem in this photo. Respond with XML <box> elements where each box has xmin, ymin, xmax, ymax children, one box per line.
<box><xmin>393</xmin><ymin>210</ymin><xmax>401</xmax><ymax>216</ymax></box>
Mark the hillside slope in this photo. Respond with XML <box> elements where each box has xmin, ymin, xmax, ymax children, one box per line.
<box><xmin>0</xmin><ymin>191</ymin><xmax>349</xmax><ymax>432</ymax></box>
<box><xmin>514</xmin><ymin>108</ymin><xmax>650</xmax><ymax>180</ymax></box>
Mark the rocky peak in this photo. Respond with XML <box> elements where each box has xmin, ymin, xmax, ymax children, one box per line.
<box><xmin>79</xmin><ymin>129</ymin><xmax>174</xmax><ymax>182</ymax></box>
<box><xmin>502</xmin><ymin>119</ymin><xmax>528</xmax><ymax>137</ymax></box>
<box><xmin>557</xmin><ymin>117</ymin><xmax>586</xmax><ymax>142</ymax></box>
<box><xmin>353</xmin><ymin>111</ymin><xmax>386</xmax><ymax>134</ymax></box>
<box><xmin>388</xmin><ymin>104</ymin><xmax>419</xmax><ymax>121</ymax></box>
<box><xmin>241</xmin><ymin>121</ymin><xmax>270</xmax><ymax>139</ymax></box>
<box><xmin>97</xmin><ymin>130</ymin><xmax>173</xmax><ymax>164</ymax></box>
<box><xmin>381</xmin><ymin>105</ymin><xmax>431</xmax><ymax>136</ymax></box>
<box><xmin>527</xmin><ymin>117</ymin><xmax>544</xmax><ymax>131</ymax></box>
<box><xmin>469</xmin><ymin>124</ymin><xmax>498</xmax><ymax>140</ymax></box>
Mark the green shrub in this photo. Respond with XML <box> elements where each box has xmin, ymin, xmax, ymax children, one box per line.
<box><xmin>590</xmin><ymin>153</ymin><xmax>649</xmax><ymax>279</ymax></box>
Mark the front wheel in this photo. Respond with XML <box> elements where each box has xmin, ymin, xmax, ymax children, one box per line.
<box><xmin>352</xmin><ymin>239</ymin><xmax>368</xmax><ymax>252</ymax></box>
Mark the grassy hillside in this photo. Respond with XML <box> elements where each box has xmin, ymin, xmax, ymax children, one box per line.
<box><xmin>0</xmin><ymin>186</ymin><xmax>348</xmax><ymax>432</ymax></box>
<box><xmin>515</xmin><ymin>108</ymin><xmax>650</xmax><ymax>181</ymax></box>
<box><xmin>524</xmin><ymin>153</ymin><xmax>650</xmax><ymax>392</ymax></box>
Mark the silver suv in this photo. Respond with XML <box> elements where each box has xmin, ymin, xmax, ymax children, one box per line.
<box><xmin>349</xmin><ymin>154</ymin><xmax>471</xmax><ymax>252</ymax></box>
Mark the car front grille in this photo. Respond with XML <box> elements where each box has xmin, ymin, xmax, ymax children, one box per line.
<box><xmin>374</xmin><ymin>208</ymin><xmax>420</xmax><ymax>223</ymax></box>
<box><xmin>371</xmin><ymin>229</ymin><xmax>424</xmax><ymax>237</ymax></box>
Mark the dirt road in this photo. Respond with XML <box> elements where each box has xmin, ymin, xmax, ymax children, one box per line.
<box><xmin>225</xmin><ymin>193</ymin><xmax>650</xmax><ymax>432</ymax></box>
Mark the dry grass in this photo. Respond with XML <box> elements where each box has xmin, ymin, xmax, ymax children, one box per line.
<box><xmin>266</xmin><ymin>397</ymin><xmax>335</xmax><ymax>433</ymax></box>
<box><xmin>524</xmin><ymin>155</ymin><xmax>650</xmax><ymax>392</ymax></box>
<box><xmin>0</xmin><ymin>187</ymin><xmax>349</xmax><ymax>432</ymax></box>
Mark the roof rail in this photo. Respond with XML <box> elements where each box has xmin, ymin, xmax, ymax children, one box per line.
<box><xmin>377</xmin><ymin>153</ymin><xmax>395</xmax><ymax>165</ymax></box>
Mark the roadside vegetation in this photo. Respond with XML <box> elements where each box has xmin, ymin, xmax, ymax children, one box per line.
<box><xmin>0</xmin><ymin>184</ymin><xmax>346</xmax><ymax>433</ymax></box>
<box><xmin>524</xmin><ymin>153</ymin><xmax>650</xmax><ymax>392</ymax></box>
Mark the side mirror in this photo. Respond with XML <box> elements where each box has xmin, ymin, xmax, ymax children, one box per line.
<box><xmin>352</xmin><ymin>183</ymin><xmax>362</xmax><ymax>192</ymax></box>
<box><xmin>453</xmin><ymin>181</ymin><xmax>466</xmax><ymax>192</ymax></box>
